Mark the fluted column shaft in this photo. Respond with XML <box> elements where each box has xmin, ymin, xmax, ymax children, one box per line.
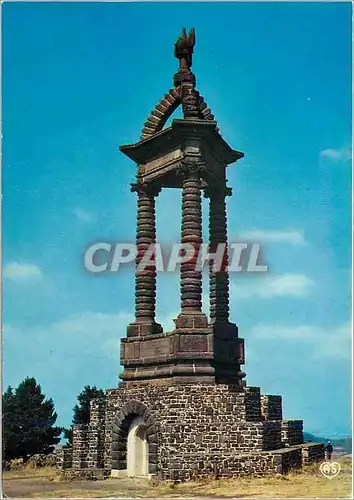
<box><xmin>206</xmin><ymin>186</ymin><xmax>232</xmax><ymax>324</ymax></box>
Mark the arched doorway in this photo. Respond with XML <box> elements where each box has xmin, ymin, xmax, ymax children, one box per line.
<box><xmin>110</xmin><ymin>400</ymin><xmax>158</xmax><ymax>477</ymax></box>
<box><xmin>127</xmin><ymin>416</ymin><xmax>148</xmax><ymax>477</ymax></box>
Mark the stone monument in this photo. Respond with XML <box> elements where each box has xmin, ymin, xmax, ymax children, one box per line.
<box><xmin>58</xmin><ymin>29</ymin><xmax>324</xmax><ymax>481</ymax></box>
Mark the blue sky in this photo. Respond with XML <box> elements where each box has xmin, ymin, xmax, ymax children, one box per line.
<box><xmin>2</xmin><ymin>2</ymin><xmax>352</xmax><ymax>437</ymax></box>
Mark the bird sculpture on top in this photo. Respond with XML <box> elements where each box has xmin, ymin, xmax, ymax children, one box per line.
<box><xmin>174</xmin><ymin>28</ymin><xmax>196</xmax><ymax>70</ymax></box>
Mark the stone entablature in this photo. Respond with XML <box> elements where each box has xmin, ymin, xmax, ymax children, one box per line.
<box><xmin>121</xmin><ymin>330</ymin><xmax>245</xmax><ymax>384</ymax></box>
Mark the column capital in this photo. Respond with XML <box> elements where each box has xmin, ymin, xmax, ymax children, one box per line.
<box><xmin>130</xmin><ymin>182</ymin><xmax>162</xmax><ymax>197</ymax></box>
<box><xmin>176</xmin><ymin>156</ymin><xmax>206</xmax><ymax>178</ymax></box>
<box><xmin>204</xmin><ymin>185</ymin><xmax>232</xmax><ymax>199</ymax></box>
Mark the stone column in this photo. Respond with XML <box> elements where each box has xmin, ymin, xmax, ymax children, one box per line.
<box><xmin>205</xmin><ymin>184</ymin><xmax>246</xmax><ymax>386</ymax></box>
<box><xmin>204</xmin><ymin>185</ymin><xmax>232</xmax><ymax>325</ymax></box>
<box><xmin>175</xmin><ymin>160</ymin><xmax>208</xmax><ymax>329</ymax></box>
<box><xmin>127</xmin><ymin>183</ymin><xmax>162</xmax><ymax>337</ymax></box>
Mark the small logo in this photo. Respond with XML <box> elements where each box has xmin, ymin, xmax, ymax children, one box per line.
<box><xmin>319</xmin><ymin>461</ymin><xmax>341</xmax><ymax>479</ymax></box>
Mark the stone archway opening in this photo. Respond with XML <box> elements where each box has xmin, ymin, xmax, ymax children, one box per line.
<box><xmin>127</xmin><ymin>416</ymin><xmax>148</xmax><ymax>477</ymax></box>
<box><xmin>111</xmin><ymin>400</ymin><xmax>158</xmax><ymax>478</ymax></box>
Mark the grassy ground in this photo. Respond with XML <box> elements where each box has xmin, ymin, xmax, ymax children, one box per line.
<box><xmin>2</xmin><ymin>456</ymin><xmax>352</xmax><ymax>498</ymax></box>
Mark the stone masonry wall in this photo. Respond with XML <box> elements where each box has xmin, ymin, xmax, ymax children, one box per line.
<box><xmin>275</xmin><ymin>447</ymin><xmax>302</xmax><ymax>474</ymax></box>
<box><xmin>261</xmin><ymin>395</ymin><xmax>282</xmax><ymax>420</ymax></box>
<box><xmin>301</xmin><ymin>443</ymin><xmax>324</xmax><ymax>465</ymax></box>
<box><xmin>159</xmin><ymin>451</ymin><xmax>278</xmax><ymax>481</ymax></box>
<box><xmin>56</xmin><ymin>446</ymin><xmax>73</xmax><ymax>469</ymax></box>
<box><xmin>244</xmin><ymin>387</ymin><xmax>264</xmax><ymax>421</ymax></box>
<box><xmin>158</xmin><ymin>445</ymin><xmax>320</xmax><ymax>481</ymax></box>
<box><xmin>59</xmin><ymin>382</ymin><xmax>321</xmax><ymax>481</ymax></box>
<box><xmin>262</xmin><ymin>421</ymin><xmax>283</xmax><ymax>450</ymax></box>
<box><xmin>58</xmin><ymin>468</ymin><xmax>110</xmax><ymax>481</ymax></box>
<box><xmin>281</xmin><ymin>420</ymin><xmax>303</xmax><ymax>447</ymax></box>
<box><xmin>104</xmin><ymin>383</ymin><xmax>284</xmax><ymax>479</ymax></box>
<box><xmin>87</xmin><ymin>398</ymin><xmax>106</xmax><ymax>469</ymax></box>
<box><xmin>72</xmin><ymin>424</ymin><xmax>89</xmax><ymax>469</ymax></box>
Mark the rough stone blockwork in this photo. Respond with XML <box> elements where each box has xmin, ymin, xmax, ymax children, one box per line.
<box><xmin>56</xmin><ymin>446</ymin><xmax>72</xmax><ymax>470</ymax></box>
<box><xmin>302</xmin><ymin>443</ymin><xmax>324</xmax><ymax>465</ymax></box>
<box><xmin>159</xmin><ymin>452</ymin><xmax>279</xmax><ymax>481</ymax></box>
<box><xmin>261</xmin><ymin>395</ymin><xmax>283</xmax><ymax>420</ymax></box>
<box><xmin>72</xmin><ymin>424</ymin><xmax>89</xmax><ymax>469</ymax></box>
<box><xmin>103</xmin><ymin>383</ymin><xmax>323</xmax><ymax>479</ymax></box>
<box><xmin>281</xmin><ymin>420</ymin><xmax>303</xmax><ymax>447</ymax></box>
<box><xmin>59</xmin><ymin>384</ymin><xmax>324</xmax><ymax>481</ymax></box>
<box><xmin>88</xmin><ymin>398</ymin><xmax>106</xmax><ymax>469</ymax></box>
<box><xmin>58</xmin><ymin>468</ymin><xmax>110</xmax><ymax>481</ymax></box>
<box><xmin>104</xmin><ymin>383</ymin><xmax>264</xmax><ymax>474</ymax></box>
<box><xmin>275</xmin><ymin>448</ymin><xmax>302</xmax><ymax>474</ymax></box>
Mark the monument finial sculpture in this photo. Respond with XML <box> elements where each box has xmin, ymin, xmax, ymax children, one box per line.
<box><xmin>174</xmin><ymin>27</ymin><xmax>197</xmax><ymax>89</ymax></box>
<box><xmin>174</xmin><ymin>27</ymin><xmax>195</xmax><ymax>70</ymax></box>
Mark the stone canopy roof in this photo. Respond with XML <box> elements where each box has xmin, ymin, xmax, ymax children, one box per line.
<box><xmin>141</xmin><ymin>28</ymin><xmax>219</xmax><ymax>141</ymax></box>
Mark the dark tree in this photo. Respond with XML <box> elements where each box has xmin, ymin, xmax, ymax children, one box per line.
<box><xmin>63</xmin><ymin>427</ymin><xmax>73</xmax><ymax>446</ymax></box>
<box><xmin>73</xmin><ymin>385</ymin><xmax>105</xmax><ymax>424</ymax></box>
<box><xmin>63</xmin><ymin>386</ymin><xmax>105</xmax><ymax>446</ymax></box>
<box><xmin>2</xmin><ymin>386</ymin><xmax>18</xmax><ymax>460</ymax></box>
<box><xmin>2</xmin><ymin>377</ymin><xmax>61</xmax><ymax>460</ymax></box>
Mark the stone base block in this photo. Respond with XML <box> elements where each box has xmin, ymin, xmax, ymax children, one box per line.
<box><xmin>211</xmin><ymin>321</ymin><xmax>239</xmax><ymax>339</ymax></box>
<box><xmin>127</xmin><ymin>321</ymin><xmax>163</xmax><ymax>337</ymax></box>
<box><xmin>174</xmin><ymin>312</ymin><xmax>209</xmax><ymax>329</ymax></box>
<box><xmin>158</xmin><ymin>443</ymin><xmax>325</xmax><ymax>481</ymax></box>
